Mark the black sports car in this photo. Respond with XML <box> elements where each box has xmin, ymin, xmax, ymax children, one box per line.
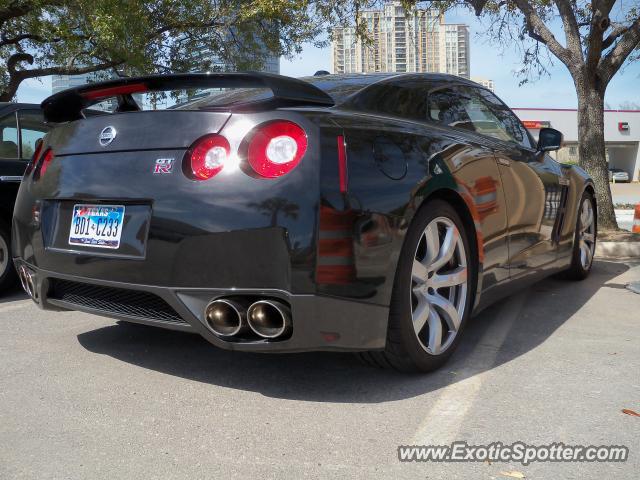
<box><xmin>12</xmin><ymin>72</ymin><xmax>597</xmax><ymax>372</ymax></box>
<box><xmin>1</xmin><ymin>103</ymin><xmax>49</xmax><ymax>291</ymax></box>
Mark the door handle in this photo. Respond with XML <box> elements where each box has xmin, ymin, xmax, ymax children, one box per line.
<box><xmin>496</xmin><ymin>158</ymin><xmax>511</xmax><ymax>167</ymax></box>
<box><xmin>0</xmin><ymin>176</ymin><xmax>22</xmax><ymax>183</ymax></box>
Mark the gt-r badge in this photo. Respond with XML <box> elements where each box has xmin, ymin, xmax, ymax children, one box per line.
<box><xmin>153</xmin><ymin>158</ymin><xmax>175</xmax><ymax>174</ymax></box>
<box><xmin>99</xmin><ymin>126</ymin><xmax>116</xmax><ymax>147</ymax></box>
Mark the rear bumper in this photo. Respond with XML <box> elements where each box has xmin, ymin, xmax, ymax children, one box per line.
<box><xmin>14</xmin><ymin>260</ymin><xmax>388</xmax><ymax>352</ymax></box>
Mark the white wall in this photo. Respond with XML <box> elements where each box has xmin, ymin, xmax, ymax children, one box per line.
<box><xmin>513</xmin><ymin>108</ymin><xmax>640</xmax><ymax>181</ymax></box>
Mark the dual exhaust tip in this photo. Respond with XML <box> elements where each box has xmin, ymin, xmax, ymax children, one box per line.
<box><xmin>18</xmin><ymin>265</ymin><xmax>37</xmax><ymax>300</ymax></box>
<box><xmin>204</xmin><ymin>299</ymin><xmax>292</xmax><ymax>340</ymax></box>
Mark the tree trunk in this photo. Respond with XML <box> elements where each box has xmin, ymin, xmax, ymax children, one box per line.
<box><xmin>576</xmin><ymin>83</ymin><xmax>618</xmax><ymax>230</ymax></box>
<box><xmin>0</xmin><ymin>74</ymin><xmax>21</xmax><ymax>102</ymax></box>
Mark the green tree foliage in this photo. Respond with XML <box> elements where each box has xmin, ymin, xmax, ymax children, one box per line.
<box><xmin>0</xmin><ymin>0</ymin><xmax>330</xmax><ymax>100</ymax></box>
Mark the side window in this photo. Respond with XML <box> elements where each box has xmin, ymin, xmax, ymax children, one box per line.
<box><xmin>427</xmin><ymin>86</ymin><xmax>533</xmax><ymax>149</ymax></box>
<box><xmin>463</xmin><ymin>92</ymin><xmax>517</xmax><ymax>143</ymax></box>
<box><xmin>349</xmin><ymin>83</ymin><xmax>428</xmax><ymax>121</ymax></box>
<box><xmin>18</xmin><ymin>110</ymin><xmax>49</xmax><ymax>159</ymax></box>
<box><xmin>427</xmin><ymin>88</ymin><xmax>475</xmax><ymax>132</ymax></box>
<box><xmin>472</xmin><ymin>88</ymin><xmax>533</xmax><ymax>149</ymax></box>
<box><xmin>0</xmin><ymin>112</ymin><xmax>19</xmax><ymax>159</ymax></box>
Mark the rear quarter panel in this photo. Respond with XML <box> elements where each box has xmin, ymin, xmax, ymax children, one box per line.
<box><xmin>319</xmin><ymin>110</ymin><xmax>511</xmax><ymax>309</ymax></box>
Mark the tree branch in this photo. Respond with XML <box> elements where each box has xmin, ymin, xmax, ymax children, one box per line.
<box><xmin>553</xmin><ymin>0</ymin><xmax>583</xmax><ymax>62</ymax></box>
<box><xmin>1</xmin><ymin>55</ymin><xmax>123</xmax><ymax>101</ymax></box>
<box><xmin>150</xmin><ymin>18</ymin><xmax>225</xmax><ymax>39</ymax></box>
<box><xmin>602</xmin><ymin>24</ymin><xmax>628</xmax><ymax>51</ymax></box>
<box><xmin>0</xmin><ymin>33</ymin><xmax>47</xmax><ymax>47</ymax></box>
<box><xmin>599</xmin><ymin>15</ymin><xmax>640</xmax><ymax>84</ymax></box>
<box><xmin>0</xmin><ymin>1</ymin><xmax>33</xmax><ymax>27</ymax></box>
<box><xmin>7</xmin><ymin>52</ymin><xmax>33</xmax><ymax>73</ymax></box>
<box><xmin>595</xmin><ymin>0</ymin><xmax>618</xmax><ymax>17</ymax></box>
<box><xmin>0</xmin><ymin>0</ymin><xmax>64</xmax><ymax>27</ymax></box>
<box><xmin>512</xmin><ymin>0</ymin><xmax>576</xmax><ymax>68</ymax></box>
<box><xmin>585</xmin><ymin>0</ymin><xmax>618</xmax><ymax>74</ymax></box>
<box><xmin>25</xmin><ymin>61</ymin><xmax>123</xmax><ymax>79</ymax></box>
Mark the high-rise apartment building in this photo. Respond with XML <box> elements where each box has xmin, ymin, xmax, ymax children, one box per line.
<box><xmin>331</xmin><ymin>1</ymin><xmax>470</xmax><ymax>78</ymax></box>
<box><xmin>471</xmin><ymin>77</ymin><xmax>495</xmax><ymax>92</ymax></box>
<box><xmin>441</xmin><ymin>24</ymin><xmax>469</xmax><ymax>78</ymax></box>
<box><xmin>51</xmin><ymin>73</ymin><xmax>102</xmax><ymax>94</ymax></box>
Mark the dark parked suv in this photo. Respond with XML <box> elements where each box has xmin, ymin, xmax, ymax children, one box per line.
<box><xmin>0</xmin><ymin>103</ymin><xmax>49</xmax><ymax>290</ymax></box>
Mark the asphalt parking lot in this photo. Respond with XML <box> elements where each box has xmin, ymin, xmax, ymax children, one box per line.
<box><xmin>1</xmin><ymin>260</ymin><xmax>639</xmax><ymax>479</ymax></box>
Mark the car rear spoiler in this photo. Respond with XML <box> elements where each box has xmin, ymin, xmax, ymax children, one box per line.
<box><xmin>41</xmin><ymin>72</ymin><xmax>335</xmax><ymax>123</ymax></box>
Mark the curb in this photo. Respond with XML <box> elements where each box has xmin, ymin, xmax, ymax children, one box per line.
<box><xmin>595</xmin><ymin>242</ymin><xmax>640</xmax><ymax>259</ymax></box>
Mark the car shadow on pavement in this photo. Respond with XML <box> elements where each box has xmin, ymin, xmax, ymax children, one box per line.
<box><xmin>0</xmin><ymin>285</ymin><xmax>28</xmax><ymax>303</ymax></box>
<box><xmin>76</xmin><ymin>260</ymin><xmax>630</xmax><ymax>403</ymax></box>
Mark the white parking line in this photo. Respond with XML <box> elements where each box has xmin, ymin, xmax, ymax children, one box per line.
<box><xmin>411</xmin><ymin>291</ymin><xmax>527</xmax><ymax>445</ymax></box>
<box><xmin>0</xmin><ymin>301</ymin><xmax>33</xmax><ymax>314</ymax></box>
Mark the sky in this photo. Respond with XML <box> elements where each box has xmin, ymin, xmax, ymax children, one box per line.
<box><xmin>280</xmin><ymin>7</ymin><xmax>640</xmax><ymax>110</ymax></box>
<box><xmin>15</xmin><ymin>7</ymin><xmax>640</xmax><ymax>109</ymax></box>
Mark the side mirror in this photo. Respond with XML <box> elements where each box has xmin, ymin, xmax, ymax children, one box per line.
<box><xmin>537</xmin><ymin>127</ymin><xmax>563</xmax><ymax>152</ymax></box>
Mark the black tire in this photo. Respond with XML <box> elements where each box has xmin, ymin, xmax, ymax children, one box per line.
<box><xmin>0</xmin><ymin>218</ymin><xmax>18</xmax><ymax>292</ymax></box>
<box><xmin>358</xmin><ymin>199</ymin><xmax>476</xmax><ymax>373</ymax></box>
<box><xmin>561</xmin><ymin>190</ymin><xmax>597</xmax><ymax>281</ymax></box>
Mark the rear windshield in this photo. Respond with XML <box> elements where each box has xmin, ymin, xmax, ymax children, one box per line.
<box><xmin>173</xmin><ymin>74</ymin><xmax>385</xmax><ymax>110</ymax></box>
<box><xmin>303</xmin><ymin>75</ymin><xmax>388</xmax><ymax>103</ymax></box>
<box><xmin>173</xmin><ymin>87</ymin><xmax>273</xmax><ymax>110</ymax></box>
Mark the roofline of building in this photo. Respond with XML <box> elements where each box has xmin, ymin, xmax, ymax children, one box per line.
<box><xmin>513</xmin><ymin>107</ymin><xmax>640</xmax><ymax>113</ymax></box>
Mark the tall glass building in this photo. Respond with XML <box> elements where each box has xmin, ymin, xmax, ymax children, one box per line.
<box><xmin>51</xmin><ymin>73</ymin><xmax>105</xmax><ymax>94</ymax></box>
<box><xmin>331</xmin><ymin>1</ymin><xmax>470</xmax><ymax>78</ymax></box>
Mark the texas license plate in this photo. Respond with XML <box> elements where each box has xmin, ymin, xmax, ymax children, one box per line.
<box><xmin>68</xmin><ymin>204</ymin><xmax>125</xmax><ymax>249</ymax></box>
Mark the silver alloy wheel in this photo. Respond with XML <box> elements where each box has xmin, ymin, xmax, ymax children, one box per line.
<box><xmin>0</xmin><ymin>233</ymin><xmax>8</xmax><ymax>278</ymax></box>
<box><xmin>578</xmin><ymin>197</ymin><xmax>596</xmax><ymax>270</ymax></box>
<box><xmin>410</xmin><ymin>217</ymin><xmax>468</xmax><ymax>355</ymax></box>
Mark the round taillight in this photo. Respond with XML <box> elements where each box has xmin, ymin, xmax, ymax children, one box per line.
<box><xmin>37</xmin><ymin>149</ymin><xmax>54</xmax><ymax>179</ymax></box>
<box><xmin>246</xmin><ymin>121</ymin><xmax>307</xmax><ymax>178</ymax></box>
<box><xmin>188</xmin><ymin>135</ymin><xmax>231</xmax><ymax>180</ymax></box>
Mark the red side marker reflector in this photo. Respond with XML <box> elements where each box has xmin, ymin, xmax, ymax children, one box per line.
<box><xmin>38</xmin><ymin>149</ymin><xmax>54</xmax><ymax>178</ymax></box>
<box><xmin>321</xmin><ymin>332</ymin><xmax>340</xmax><ymax>343</ymax></box>
<box><xmin>81</xmin><ymin>83</ymin><xmax>148</xmax><ymax>100</ymax></box>
<box><xmin>337</xmin><ymin>135</ymin><xmax>348</xmax><ymax>193</ymax></box>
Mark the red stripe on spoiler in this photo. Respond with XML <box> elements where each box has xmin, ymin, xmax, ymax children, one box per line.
<box><xmin>81</xmin><ymin>83</ymin><xmax>148</xmax><ymax>100</ymax></box>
